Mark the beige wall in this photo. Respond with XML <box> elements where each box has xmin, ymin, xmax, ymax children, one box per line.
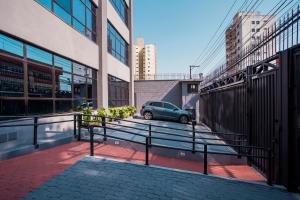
<box><xmin>107</xmin><ymin>53</ymin><xmax>131</xmax><ymax>82</ymax></box>
<box><xmin>0</xmin><ymin>0</ymin><xmax>99</xmax><ymax>70</ymax></box>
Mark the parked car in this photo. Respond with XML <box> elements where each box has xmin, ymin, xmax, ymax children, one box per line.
<box><xmin>140</xmin><ymin>101</ymin><xmax>192</xmax><ymax>124</ymax></box>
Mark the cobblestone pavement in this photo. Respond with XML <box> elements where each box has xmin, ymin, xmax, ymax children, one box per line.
<box><xmin>23</xmin><ymin>156</ymin><xmax>299</xmax><ymax>200</ymax></box>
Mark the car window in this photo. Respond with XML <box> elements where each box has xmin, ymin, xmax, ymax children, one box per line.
<box><xmin>150</xmin><ymin>102</ymin><xmax>163</xmax><ymax>107</ymax></box>
<box><xmin>164</xmin><ymin>103</ymin><xmax>177</xmax><ymax>110</ymax></box>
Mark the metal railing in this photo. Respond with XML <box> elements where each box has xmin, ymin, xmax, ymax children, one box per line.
<box><xmin>79</xmin><ymin>115</ymin><xmax>272</xmax><ymax>185</ymax></box>
<box><xmin>0</xmin><ymin>113</ymin><xmax>272</xmax><ymax>185</ymax></box>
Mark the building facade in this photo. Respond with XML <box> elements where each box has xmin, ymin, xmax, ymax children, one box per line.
<box><xmin>0</xmin><ymin>0</ymin><xmax>134</xmax><ymax>115</ymax></box>
<box><xmin>225</xmin><ymin>12</ymin><xmax>276</xmax><ymax>71</ymax></box>
<box><xmin>134</xmin><ymin>37</ymin><xmax>156</xmax><ymax>80</ymax></box>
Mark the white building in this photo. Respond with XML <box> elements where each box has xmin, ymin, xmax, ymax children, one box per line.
<box><xmin>0</xmin><ymin>0</ymin><xmax>134</xmax><ymax>115</ymax></box>
<box><xmin>134</xmin><ymin>37</ymin><xmax>157</xmax><ymax>80</ymax></box>
<box><xmin>226</xmin><ymin>12</ymin><xmax>276</xmax><ymax>71</ymax></box>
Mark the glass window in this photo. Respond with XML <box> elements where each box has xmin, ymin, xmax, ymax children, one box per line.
<box><xmin>86</xmin><ymin>9</ymin><xmax>92</xmax><ymax>30</ymax></box>
<box><xmin>74</xmin><ymin>75</ymin><xmax>86</xmax><ymax>98</ymax></box>
<box><xmin>27</xmin><ymin>45</ymin><xmax>53</xmax><ymax>65</ymax></box>
<box><xmin>54</xmin><ymin>55</ymin><xmax>72</xmax><ymax>73</ymax></box>
<box><xmin>35</xmin><ymin>0</ymin><xmax>52</xmax><ymax>10</ymax></box>
<box><xmin>56</xmin><ymin>71</ymin><xmax>72</xmax><ymax>98</ymax></box>
<box><xmin>107</xmin><ymin>22</ymin><xmax>129</xmax><ymax>65</ymax></box>
<box><xmin>73</xmin><ymin>63</ymin><xmax>86</xmax><ymax>76</ymax></box>
<box><xmin>0</xmin><ymin>34</ymin><xmax>24</xmax><ymax>57</ymax></box>
<box><xmin>73</xmin><ymin>0</ymin><xmax>85</xmax><ymax>25</ymax></box>
<box><xmin>53</xmin><ymin>2</ymin><xmax>72</xmax><ymax>25</ymax></box>
<box><xmin>87</xmin><ymin>78</ymin><xmax>97</xmax><ymax>99</ymax></box>
<box><xmin>28</xmin><ymin>100</ymin><xmax>53</xmax><ymax>114</ymax></box>
<box><xmin>56</xmin><ymin>100</ymin><xmax>72</xmax><ymax>113</ymax></box>
<box><xmin>28</xmin><ymin>64</ymin><xmax>53</xmax><ymax>97</ymax></box>
<box><xmin>164</xmin><ymin>103</ymin><xmax>177</xmax><ymax>110</ymax></box>
<box><xmin>73</xmin><ymin>19</ymin><xmax>85</xmax><ymax>34</ymax></box>
<box><xmin>55</xmin><ymin>0</ymin><xmax>71</xmax><ymax>13</ymax></box>
<box><xmin>0</xmin><ymin>100</ymin><xmax>25</xmax><ymax>116</ymax></box>
<box><xmin>150</xmin><ymin>102</ymin><xmax>163</xmax><ymax>107</ymax></box>
<box><xmin>187</xmin><ymin>84</ymin><xmax>198</xmax><ymax>93</ymax></box>
<box><xmin>0</xmin><ymin>59</ymin><xmax>24</xmax><ymax>97</ymax></box>
<box><xmin>108</xmin><ymin>75</ymin><xmax>129</xmax><ymax>107</ymax></box>
<box><xmin>109</xmin><ymin>0</ymin><xmax>128</xmax><ymax>25</ymax></box>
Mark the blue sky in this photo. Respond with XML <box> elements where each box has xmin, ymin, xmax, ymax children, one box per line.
<box><xmin>133</xmin><ymin>0</ymin><xmax>278</xmax><ymax>75</ymax></box>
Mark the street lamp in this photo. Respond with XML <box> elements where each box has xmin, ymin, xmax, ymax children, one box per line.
<box><xmin>189</xmin><ymin>65</ymin><xmax>200</xmax><ymax>79</ymax></box>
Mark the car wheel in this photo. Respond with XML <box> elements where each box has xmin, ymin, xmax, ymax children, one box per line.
<box><xmin>179</xmin><ymin>115</ymin><xmax>188</xmax><ymax>124</ymax></box>
<box><xmin>144</xmin><ymin>112</ymin><xmax>153</xmax><ymax>120</ymax></box>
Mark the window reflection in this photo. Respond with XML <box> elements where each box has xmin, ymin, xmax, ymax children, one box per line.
<box><xmin>74</xmin><ymin>75</ymin><xmax>86</xmax><ymax>98</ymax></box>
<box><xmin>0</xmin><ymin>34</ymin><xmax>24</xmax><ymax>57</ymax></box>
<box><xmin>53</xmin><ymin>2</ymin><xmax>72</xmax><ymax>25</ymax></box>
<box><xmin>28</xmin><ymin>64</ymin><xmax>53</xmax><ymax>97</ymax></box>
<box><xmin>27</xmin><ymin>45</ymin><xmax>53</xmax><ymax>65</ymax></box>
<box><xmin>0</xmin><ymin>59</ymin><xmax>24</xmax><ymax>97</ymax></box>
<box><xmin>54</xmin><ymin>55</ymin><xmax>72</xmax><ymax>73</ymax></box>
<box><xmin>73</xmin><ymin>63</ymin><xmax>86</xmax><ymax>76</ymax></box>
<box><xmin>56</xmin><ymin>70</ymin><xmax>72</xmax><ymax>98</ymax></box>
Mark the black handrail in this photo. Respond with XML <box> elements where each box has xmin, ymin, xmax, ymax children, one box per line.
<box><xmin>88</xmin><ymin>124</ymin><xmax>272</xmax><ymax>185</ymax></box>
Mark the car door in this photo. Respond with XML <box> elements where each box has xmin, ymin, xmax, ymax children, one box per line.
<box><xmin>162</xmin><ymin>103</ymin><xmax>179</xmax><ymax>120</ymax></box>
<box><xmin>149</xmin><ymin>102</ymin><xmax>164</xmax><ymax>119</ymax></box>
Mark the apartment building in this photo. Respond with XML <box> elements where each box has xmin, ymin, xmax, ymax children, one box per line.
<box><xmin>134</xmin><ymin>37</ymin><xmax>156</xmax><ymax>80</ymax></box>
<box><xmin>226</xmin><ymin>12</ymin><xmax>276</xmax><ymax>71</ymax></box>
<box><xmin>0</xmin><ymin>0</ymin><xmax>134</xmax><ymax>115</ymax></box>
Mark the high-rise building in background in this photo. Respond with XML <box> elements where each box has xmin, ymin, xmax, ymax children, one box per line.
<box><xmin>0</xmin><ymin>0</ymin><xmax>134</xmax><ymax>115</ymax></box>
<box><xmin>135</xmin><ymin>37</ymin><xmax>157</xmax><ymax>80</ymax></box>
<box><xmin>226</xmin><ymin>12</ymin><xmax>276</xmax><ymax>71</ymax></box>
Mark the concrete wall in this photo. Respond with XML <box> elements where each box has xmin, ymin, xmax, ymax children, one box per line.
<box><xmin>0</xmin><ymin>0</ymin><xmax>99</xmax><ymax>69</ymax></box>
<box><xmin>0</xmin><ymin>115</ymin><xmax>75</xmax><ymax>157</ymax></box>
<box><xmin>181</xmin><ymin>82</ymin><xmax>200</xmax><ymax>121</ymax></box>
<box><xmin>134</xmin><ymin>80</ymin><xmax>182</xmax><ymax>112</ymax></box>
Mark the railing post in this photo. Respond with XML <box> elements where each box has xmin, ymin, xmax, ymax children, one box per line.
<box><xmin>102</xmin><ymin>116</ymin><xmax>107</xmax><ymax>141</ymax></box>
<box><xmin>148</xmin><ymin>123</ymin><xmax>152</xmax><ymax>145</ymax></box>
<box><xmin>145</xmin><ymin>137</ymin><xmax>149</xmax><ymax>165</ymax></box>
<box><xmin>203</xmin><ymin>143</ymin><xmax>208</xmax><ymax>175</ymax></box>
<box><xmin>33</xmin><ymin>117</ymin><xmax>39</xmax><ymax>149</ymax></box>
<box><xmin>90</xmin><ymin>126</ymin><xmax>94</xmax><ymax>156</ymax></box>
<box><xmin>267</xmin><ymin>148</ymin><xmax>272</xmax><ymax>186</ymax></box>
<box><xmin>78</xmin><ymin>114</ymin><xmax>82</xmax><ymax>141</ymax></box>
<box><xmin>192</xmin><ymin>120</ymin><xmax>196</xmax><ymax>153</ymax></box>
<box><xmin>73</xmin><ymin>114</ymin><xmax>77</xmax><ymax>138</ymax></box>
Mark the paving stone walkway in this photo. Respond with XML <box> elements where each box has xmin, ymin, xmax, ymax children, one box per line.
<box><xmin>23</xmin><ymin>156</ymin><xmax>299</xmax><ymax>200</ymax></box>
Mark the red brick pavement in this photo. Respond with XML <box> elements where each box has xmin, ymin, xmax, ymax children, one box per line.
<box><xmin>0</xmin><ymin>142</ymin><xmax>265</xmax><ymax>200</ymax></box>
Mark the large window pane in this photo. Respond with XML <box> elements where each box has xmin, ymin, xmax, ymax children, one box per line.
<box><xmin>35</xmin><ymin>0</ymin><xmax>52</xmax><ymax>10</ymax></box>
<box><xmin>73</xmin><ymin>0</ymin><xmax>85</xmax><ymax>25</ymax></box>
<box><xmin>74</xmin><ymin>75</ymin><xmax>86</xmax><ymax>98</ymax></box>
<box><xmin>109</xmin><ymin>0</ymin><xmax>128</xmax><ymax>25</ymax></box>
<box><xmin>28</xmin><ymin>64</ymin><xmax>53</xmax><ymax>97</ymax></box>
<box><xmin>87</xmin><ymin>78</ymin><xmax>97</xmax><ymax>99</ymax></box>
<box><xmin>27</xmin><ymin>45</ymin><xmax>53</xmax><ymax>65</ymax></box>
<box><xmin>0</xmin><ymin>34</ymin><xmax>24</xmax><ymax>57</ymax></box>
<box><xmin>0</xmin><ymin>100</ymin><xmax>25</xmax><ymax>116</ymax></box>
<box><xmin>86</xmin><ymin>9</ymin><xmax>92</xmax><ymax>30</ymax></box>
<box><xmin>0</xmin><ymin>59</ymin><xmax>24</xmax><ymax>97</ymax></box>
<box><xmin>108</xmin><ymin>75</ymin><xmax>129</xmax><ymax>107</ymax></box>
<box><xmin>54</xmin><ymin>2</ymin><xmax>72</xmax><ymax>25</ymax></box>
<box><xmin>55</xmin><ymin>0</ymin><xmax>71</xmax><ymax>13</ymax></box>
<box><xmin>73</xmin><ymin>63</ymin><xmax>86</xmax><ymax>76</ymax></box>
<box><xmin>56</xmin><ymin>100</ymin><xmax>72</xmax><ymax>113</ymax></box>
<box><xmin>56</xmin><ymin>71</ymin><xmax>72</xmax><ymax>98</ymax></box>
<box><xmin>28</xmin><ymin>100</ymin><xmax>53</xmax><ymax>114</ymax></box>
<box><xmin>54</xmin><ymin>55</ymin><xmax>72</xmax><ymax>73</ymax></box>
<box><xmin>73</xmin><ymin>19</ymin><xmax>85</xmax><ymax>34</ymax></box>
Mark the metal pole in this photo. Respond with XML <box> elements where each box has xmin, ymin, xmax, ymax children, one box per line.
<box><xmin>78</xmin><ymin>114</ymin><xmax>82</xmax><ymax>141</ymax></box>
<box><xmin>148</xmin><ymin>124</ymin><xmax>152</xmax><ymax>145</ymax></box>
<box><xmin>90</xmin><ymin>126</ymin><xmax>94</xmax><ymax>156</ymax></box>
<box><xmin>73</xmin><ymin>114</ymin><xmax>77</xmax><ymax>138</ymax></box>
<box><xmin>192</xmin><ymin>120</ymin><xmax>196</xmax><ymax>153</ymax></box>
<box><xmin>102</xmin><ymin>117</ymin><xmax>107</xmax><ymax>141</ymax></box>
<box><xmin>267</xmin><ymin>148</ymin><xmax>272</xmax><ymax>186</ymax></box>
<box><xmin>204</xmin><ymin>144</ymin><xmax>208</xmax><ymax>175</ymax></box>
<box><xmin>33</xmin><ymin>117</ymin><xmax>38</xmax><ymax>149</ymax></box>
<box><xmin>145</xmin><ymin>137</ymin><xmax>149</xmax><ymax>165</ymax></box>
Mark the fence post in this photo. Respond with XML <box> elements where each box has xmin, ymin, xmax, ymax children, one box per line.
<box><xmin>102</xmin><ymin>117</ymin><xmax>107</xmax><ymax>141</ymax></box>
<box><xmin>192</xmin><ymin>120</ymin><xmax>196</xmax><ymax>153</ymax></box>
<box><xmin>90</xmin><ymin>126</ymin><xmax>94</xmax><ymax>156</ymax></box>
<box><xmin>73</xmin><ymin>114</ymin><xmax>77</xmax><ymax>138</ymax></box>
<box><xmin>148</xmin><ymin>123</ymin><xmax>152</xmax><ymax>145</ymax></box>
<box><xmin>203</xmin><ymin>143</ymin><xmax>208</xmax><ymax>175</ymax></box>
<box><xmin>145</xmin><ymin>137</ymin><xmax>149</xmax><ymax>165</ymax></box>
<box><xmin>33</xmin><ymin>117</ymin><xmax>39</xmax><ymax>149</ymax></box>
<box><xmin>267</xmin><ymin>148</ymin><xmax>272</xmax><ymax>186</ymax></box>
<box><xmin>78</xmin><ymin>114</ymin><xmax>82</xmax><ymax>141</ymax></box>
